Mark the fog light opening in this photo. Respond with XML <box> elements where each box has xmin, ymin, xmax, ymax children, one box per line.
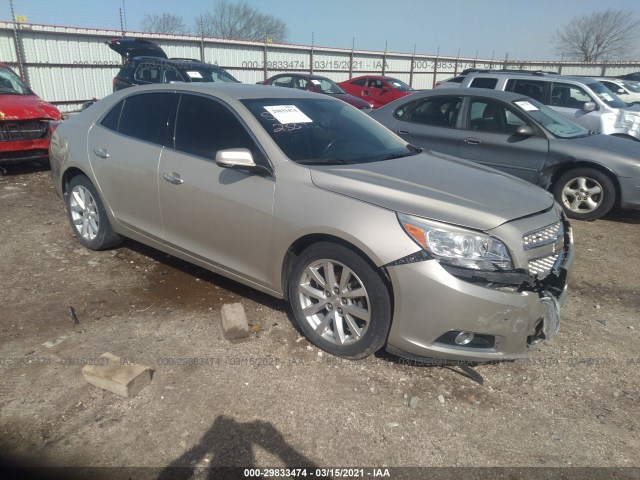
<box><xmin>455</xmin><ymin>331</ymin><xmax>475</xmax><ymax>346</ymax></box>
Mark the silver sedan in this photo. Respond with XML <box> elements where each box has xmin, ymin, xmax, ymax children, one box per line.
<box><xmin>50</xmin><ymin>83</ymin><xmax>572</xmax><ymax>362</ymax></box>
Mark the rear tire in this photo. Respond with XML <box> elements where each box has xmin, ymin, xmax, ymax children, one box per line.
<box><xmin>552</xmin><ymin>168</ymin><xmax>616</xmax><ymax>221</ymax></box>
<box><xmin>288</xmin><ymin>242</ymin><xmax>391</xmax><ymax>359</ymax></box>
<box><xmin>66</xmin><ymin>175</ymin><xmax>122</xmax><ymax>250</ymax></box>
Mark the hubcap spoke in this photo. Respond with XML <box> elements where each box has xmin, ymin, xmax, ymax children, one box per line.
<box><xmin>302</xmin><ymin>299</ymin><xmax>329</xmax><ymax>317</ymax></box>
<box><xmin>343</xmin><ymin>303</ymin><xmax>370</xmax><ymax>322</ymax></box>
<box><xmin>577</xmin><ymin>177</ymin><xmax>588</xmax><ymax>191</ymax></box>
<box><xmin>325</xmin><ymin>261</ymin><xmax>337</xmax><ymax>290</ymax></box>
<box><xmin>315</xmin><ymin>310</ymin><xmax>334</xmax><ymax>336</ymax></box>
<box><xmin>299</xmin><ymin>283</ymin><xmax>326</xmax><ymax>301</ymax></box>
<box><xmin>338</xmin><ymin>266</ymin><xmax>353</xmax><ymax>292</ymax></box>
<box><xmin>585</xmin><ymin>197</ymin><xmax>599</xmax><ymax>210</ymax></box>
<box><xmin>341</xmin><ymin>287</ymin><xmax>366</xmax><ymax>299</ymax></box>
<box><xmin>563</xmin><ymin>186</ymin><xmax>578</xmax><ymax>198</ymax></box>
<box><xmin>344</xmin><ymin>314</ymin><xmax>363</xmax><ymax>339</ymax></box>
<box><xmin>306</xmin><ymin>266</ymin><xmax>326</xmax><ymax>288</ymax></box>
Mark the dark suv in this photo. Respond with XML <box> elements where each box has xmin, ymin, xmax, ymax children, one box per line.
<box><xmin>107</xmin><ymin>38</ymin><xmax>240</xmax><ymax>92</ymax></box>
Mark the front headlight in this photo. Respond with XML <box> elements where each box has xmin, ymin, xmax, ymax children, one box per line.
<box><xmin>398</xmin><ymin>213</ymin><xmax>513</xmax><ymax>271</ymax></box>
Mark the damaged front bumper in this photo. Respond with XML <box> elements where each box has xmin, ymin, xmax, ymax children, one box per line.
<box><xmin>385</xmin><ymin>218</ymin><xmax>573</xmax><ymax>363</ymax></box>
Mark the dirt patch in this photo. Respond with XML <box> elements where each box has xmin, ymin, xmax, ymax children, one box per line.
<box><xmin>0</xmin><ymin>165</ymin><xmax>639</xmax><ymax>474</ymax></box>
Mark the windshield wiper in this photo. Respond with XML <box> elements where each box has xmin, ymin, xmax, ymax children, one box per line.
<box><xmin>297</xmin><ymin>158</ymin><xmax>351</xmax><ymax>165</ymax></box>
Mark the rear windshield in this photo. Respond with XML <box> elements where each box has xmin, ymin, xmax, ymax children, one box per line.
<box><xmin>0</xmin><ymin>67</ymin><xmax>31</xmax><ymax>95</ymax></box>
<box><xmin>387</xmin><ymin>78</ymin><xmax>414</xmax><ymax>92</ymax></box>
<box><xmin>241</xmin><ymin>98</ymin><xmax>417</xmax><ymax>165</ymax></box>
<box><xmin>588</xmin><ymin>82</ymin><xmax>628</xmax><ymax>108</ymax></box>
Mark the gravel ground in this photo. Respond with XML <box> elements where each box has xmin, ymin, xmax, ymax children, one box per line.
<box><xmin>0</xmin><ymin>164</ymin><xmax>639</xmax><ymax>479</ymax></box>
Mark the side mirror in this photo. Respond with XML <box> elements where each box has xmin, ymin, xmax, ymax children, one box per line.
<box><xmin>215</xmin><ymin>148</ymin><xmax>271</xmax><ymax>175</ymax></box>
<box><xmin>582</xmin><ymin>102</ymin><xmax>596</xmax><ymax>112</ymax></box>
<box><xmin>515</xmin><ymin>125</ymin><xmax>534</xmax><ymax>137</ymax></box>
<box><xmin>617</xmin><ymin>88</ymin><xmax>626</xmax><ymax>94</ymax></box>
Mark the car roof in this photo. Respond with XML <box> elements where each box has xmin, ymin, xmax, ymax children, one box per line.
<box><xmin>465</xmin><ymin>71</ymin><xmax>599</xmax><ymax>83</ymax></box>
<box><xmin>108</xmin><ymin>82</ymin><xmax>340</xmax><ymax>102</ymax></box>
<box><xmin>271</xmin><ymin>73</ymin><xmax>332</xmax><ymax>81</ymax></box>
<box><xmin>129</xmin><ymin>56</ymin><xmax>220</xmax><ymax>68</ymax></box>
<box><xmin>349</xmin><ymin>75</ymin><xmax>398</xmax><ymax>81</ymax></box>
<box><xmin>416</xmin><ymin>87</ymin><xmax>532</xmax><ymax>102</ymax></box>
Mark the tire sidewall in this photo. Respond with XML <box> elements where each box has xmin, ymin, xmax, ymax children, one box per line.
<box><xmin>553</xmin><ymin>168</ymin><xmax>615</xmax><ymax>221</ymax></box>
<box><xmin>288</xmin><ymin>242</ymin><xmax>391</xmax><ymax>359</ymax></box>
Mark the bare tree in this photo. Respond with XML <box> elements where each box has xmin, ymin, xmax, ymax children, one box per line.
<box><xmin>553</xmin><ymin>9</ymin><xmax>640</xmax><ymax>62</ymax></box>
<box><xmin>195</xmin><ymin>0</ymin><xmax>287</xmax><ymax>42</ymax></box>
<box><xmin>141</xmin><ymin>13</ymin><xmax>188</xmax><ymax>34</ymax></box>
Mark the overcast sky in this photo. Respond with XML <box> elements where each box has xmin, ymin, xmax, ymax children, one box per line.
<box><xmin>2</xmin><ymin>0</ymin><xmax>640</xmax><ymax>60</ymax></box>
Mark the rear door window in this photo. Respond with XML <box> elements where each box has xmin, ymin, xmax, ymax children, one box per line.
<box><xmin>394</xmin><ymin>96</ymin><xmax>461</xmax><ymax>128</ymax></box>
<box><xmin>505</xmin><ymin>79</ymin><xmax>546</xmax><ymax>102</ymax></box>
<box><xmin>117</xmin><ymin>93</ymin><xmax>177</xmax><ymax>145</ymax></box>
<box><xmin>469</xmin><ymin>77</ymin><xmax>498</xmax><ymax>89</ymax></box>
<box><xmin>272</xmin><ymin>76</ymin><xmax>293</xmax><ymax>88</ymax></box>
<box><xmin>133</xmin><ymin>62</ymin><xmax>161</xmax><ymax>83</ymax></box>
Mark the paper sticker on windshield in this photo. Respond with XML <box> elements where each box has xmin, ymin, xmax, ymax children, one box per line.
<box><xmin>186</xmin><ymin>71</ymin><xmax>203</xmax><ymax>79</ymax></box>
<box><xmin>264</xmin><ymin>105</ymin><xmax>313</xmax><ymax>124</ymax></box>
<box><xmin>601</xmin><ymin>93</ymin><xmax>613</xmax><ymax>101</ymax></box>
<box><xmin>311</xmin><ymin>79</ymin><xmax>321</xmax><ymax>85</ymax></box>
<box><xmin>391</xmin><ymin>82</ymin><xmax>402</xmax><ymax>87</ymax></box>
<box><xmin>515</xmin><ymin>100</ymin><xmax>538</xmax><ymax>111</ymax></box>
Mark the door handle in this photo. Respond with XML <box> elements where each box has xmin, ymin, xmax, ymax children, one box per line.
<box><xmin>464</xmin><ymin>137</ymin><xmax>481</xmax><ymax>145</ymax></box>
<box><xmin>162</xmin><ymin>172</ymin><xmax>184</xmax><ymax>185</ymax></box>
<box><xmin>93</xmin><ymin>148</ymin><xmax>110</xmax><ymax>158</ymax></box>
<box><xmin>397</xmin><ymin>129</ymin><xmax>409</xmax><ymax>135</ymax></box>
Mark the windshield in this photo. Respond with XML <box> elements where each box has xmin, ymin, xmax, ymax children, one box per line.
<box><xmin>387</xmin><ymin>78</ymin><xmax>414</xmax><ymax>92</ymax></box>
<box><xmin>0</xmin><ymin>67</ymin><xmax>32</xmax><ymax>95</ymax></box>
<box><xmin>513</xmin><ymin>98</ymin><xmax>590</xmax><ymax>139</ymax></box>
<box><xmin>622</xmin><ymin>80</ymin><xmax>640</xmax><ymax>93</ymax></box>
<box><xmin>588</xmin><ymin>82</ymin><xmax>628</xmax><ymax>108</ymax></box>
<box><xmin>183</xmin><ymin>67</ymin><xmax>239</xmax><ymax>83</ymax></box>
<box><xmin>312</xmin><ymin>78</ymin><xmax>346</xmax><ymax>94</ymax></box>
<box><xmin>241</xmin><ymin>98</ymin><xmax>417</xmax><ymax>165</ymax></box>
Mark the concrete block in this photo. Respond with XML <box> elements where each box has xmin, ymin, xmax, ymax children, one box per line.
<box><xmin>221</xmin><ymin>303</ymin><xmax>249</xmax><ymax>340</ymax></box>
<box><xmin>82</xmin><ymin>353</ymin><xmax>152</xmax><ymax>398</ymax></box>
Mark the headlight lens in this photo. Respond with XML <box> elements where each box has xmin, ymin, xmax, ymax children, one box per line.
<box><xmin>398</xmin><ymin>213</ymin><xmax>513</xmax><ymax>271</ymax></box>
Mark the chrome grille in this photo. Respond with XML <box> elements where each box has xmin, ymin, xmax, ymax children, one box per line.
<box><xmin>523</xmin><ymin>221</ymin><xmax>562</xmax><ymax>250</ymax></box>
<box><xmin>0</xmin><ymin>120</ymin><xmax>49</xmax><ymax>142</ymax></box>
<box><xmin>529</xmin><ymin>254</ymin><xmax>560</xmax><ymax>278</ymax></box>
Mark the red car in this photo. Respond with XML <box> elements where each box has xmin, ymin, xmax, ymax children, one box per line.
<box><xmin>260</xmin><ymin>73</ymin><xmax>373</xmax><ymax>110</ymax></box>
<box><xmin>338</xmin><ymin>75</ymin><xmax>415</xmax><ymax>109</ymax></box>
<box><xmin>0</xmin><ymin>64</ymin><xmax>61</xmax><ymax>163</ymax></box>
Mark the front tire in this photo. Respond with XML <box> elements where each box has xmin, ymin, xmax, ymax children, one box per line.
<box><xmin>552</xmin><ymin>168</ymin><xmax>616</xmax><ymax>220</ymax></box>
<box><xmin>288</xmin><ymin>242</ymin><xmax>391</xmax><ymax>359</ymax></box>
<box><xmin>66</xmin><ymin>175</ymin><xmax>122</xmax><ymax>250</ymax></box>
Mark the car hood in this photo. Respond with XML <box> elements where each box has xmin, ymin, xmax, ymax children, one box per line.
<box><xmin>309</xmin><ymin>152</ymin><xmax>554</xmax><ymax>231</ymax></box>
<box><xmin>559</xmin><ymin>133</ymin><xmax>640</xmax><ymax>160</ymax></box>
<box><xmin>0</xmin><ymin>94</ymin><xmax>60</xmax><ymax>120</ymax></box>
